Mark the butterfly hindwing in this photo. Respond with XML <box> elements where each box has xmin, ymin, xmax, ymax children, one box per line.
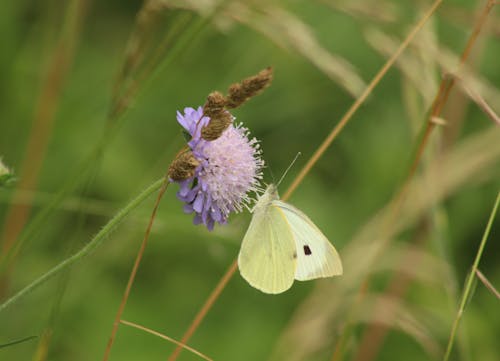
<box><xmin>238</xmin><ymin>190</ymin><xmax>297</xmax><ymax>294</ymax></box>
<box><xmin>272</xmin><ymin>200</ymin><xmax>343</xmax><ymax>281</ymax></box>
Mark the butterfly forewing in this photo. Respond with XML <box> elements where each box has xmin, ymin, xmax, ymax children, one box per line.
<box><xmin>238</xmin><ymin>191</ymin><xmax>297</xmax><ymax>294</ymax></box>
<box><xmin>272</xmin><ymin>200</ymin><xmax>343</xmax><ymax>281</ymax></box>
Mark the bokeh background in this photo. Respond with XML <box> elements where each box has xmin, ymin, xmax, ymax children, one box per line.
<box><xmin>1</xmin><ymin>0</ymin><xmax>499</xmax><ymax>360</ymax></box>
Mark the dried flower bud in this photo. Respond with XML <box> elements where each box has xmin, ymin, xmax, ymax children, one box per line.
<box><xmin>226</xmin><ymin>67</ymin><xmax>273</xmax><ymax>109</ymax></box>
<box><xmin>203</xmin><ymin>91</ymin><xmax>227</xmax><ymax>117</ymax></box>
<box><xmin>201</xmin><ymin>92</ymin><xmax>232</xmax><ymax>141</ymax></box>
<box><xmin>201</xmin><ymin>110</ymin><xmax>233</xmax><ymax>141</ymax></box>
<box><xmin>168</xmin><ymin>149</ymin><xmax>200</xmax><ymax>182</ymax></box>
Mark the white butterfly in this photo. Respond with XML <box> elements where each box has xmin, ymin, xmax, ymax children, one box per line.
<box><xmin>238</xmin><ymin>184</ymin><xmax>343</xmax><ymax>294</ymax></box>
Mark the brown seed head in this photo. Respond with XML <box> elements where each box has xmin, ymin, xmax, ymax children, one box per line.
<box><xmin>203</xmin><ymin>91</ymin><xmax>227</xmax><ymax>117</ymax></box>
<box><xmin>201</xmin><ymin>110</ymin><xmax>233</xmax><ymax>141</ymax></box>
<box><xmin>226</xmin><ymin>67</ymin><xmax>273</xmax><ymax>109</ymax></box>
<box><xmin>201</xmin><ymin>91</ymin><xmax>232</xmax><ymax>141</ymax></box>
<box><xmin>167</xmin><ymin>150</ymin><xmax>200</xmax><ymax>182</ymax></box>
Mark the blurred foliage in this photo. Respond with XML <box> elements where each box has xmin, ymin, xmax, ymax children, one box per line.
<box><xmin>0</xmin><ymin>1</ymin><xmax>499</xmax><ymax>361</ymax></box>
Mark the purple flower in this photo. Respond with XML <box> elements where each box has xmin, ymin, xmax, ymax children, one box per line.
<box><xmin>174</xmin><ymin>106</ymin><xmax>264</xmax><ymax>230</ymax></box>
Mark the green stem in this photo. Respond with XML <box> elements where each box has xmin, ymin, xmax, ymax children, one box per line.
<box><xmin>442</xmin><ymin>190</ymin><xmax>500</xmax><ymax>361</ymax></box>
<box><xmin>0</xmin><ymin>178</ymin><xmax>165</xmax><ymax>313</ymax></box>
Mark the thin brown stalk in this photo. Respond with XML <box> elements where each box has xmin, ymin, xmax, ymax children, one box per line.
<box><xmin>451</xmin><ymin>73</ymin><xmax>500</xmax><ymax>125</ymax></box>
<box><xmin>475</xmin><ymin>269</ymin><xmax>500</xmax><ymax>299</ymax></box>
<box><xmin>167</xmin><ymin>1</ymin><xmax>444</xmax><ymax>360</ymax></box>
<box><xmin>351</xmin><ymin>2</ymin><xmax>497</xmax><ymax>361</ymax></box>
<box><xmin>0</xmin><ymin>0</ymin><xmax>88</xmax><ymax>269</ymax></box>
<box><xmin>120</xmin><ymin>319</ymin><xmax>214</xmax><ymax>361</ymax></box>
<box><xmin>102</xmin><ymin>179</ymin><xmax>169</xmax><ymax>361</ymax></box>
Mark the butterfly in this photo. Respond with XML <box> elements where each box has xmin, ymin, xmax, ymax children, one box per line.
<box><xmin>238</xmin><ymin>184</ymin><xmax>342</xmax><ymax>294</ymax></box>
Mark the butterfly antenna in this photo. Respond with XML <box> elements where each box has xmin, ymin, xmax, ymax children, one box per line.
<box><xmin>277</xmin><ymin>152</ymin><xmax>301</xmax><ymax>187</ymax></box>
<box><xmin>268</xmin><ymin>164</ymin><xmax>276</xmax><ymax>185</ymax></box>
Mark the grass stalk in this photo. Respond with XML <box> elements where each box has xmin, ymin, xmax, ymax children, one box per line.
<box><xmin>443</xmin><ymin>191</ymin><xmax>500</xmax><ymax>361</ymax></box>
<box><xmin>451</xmin><ymin>73</ymin><xmax>500</xmax><ymax>125</ymax></box>
<box><xmin>120</xmin><ymin>319</ymin><xmax>213</xmax><ymax>361</ymax></box>
<box><xmin>102</xmin><ymin>179</ymin><xmax>170</xmax><ymax>361</ymax></box>
<box><xmin>167</xmin><ymin>1</ymin><xmax>444</xmax><ymax>359</ymax></box>
<box><xmin>0</xmin><ymin>178</ymin><xmax>164</xmax><ymax>313</ymax></box>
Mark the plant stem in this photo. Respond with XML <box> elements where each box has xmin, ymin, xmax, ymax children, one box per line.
<box><xmin>102</xmin><ymin>178</ymin><xmax>169</xmax><ymax>361</ymax></box>
<box><xmin>0</xmin><ymin>178</ymin><xmax>164</xmax><ymax>313</ymax></box>
<box><xmin>475</xmin><ymin>269</ymin><xmax>500</xmax><ymax>300</ymax></box>
<box><xmin>443</xmin><ymin>191</ymin><xmax>500</xmax><ymax>361</ymax></box>
<box><xmin>120</xmin><ymin>319</ymin><xmax>213</xmax><ymax>361</ymax></box>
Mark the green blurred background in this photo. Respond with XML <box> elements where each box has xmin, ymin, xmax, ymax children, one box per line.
<box><xmin>1</xmin><ymin>0</ymin><xmax>499</xmax><ymax>360</ymax></box>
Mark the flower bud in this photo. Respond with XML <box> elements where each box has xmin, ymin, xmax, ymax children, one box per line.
<box><xmin>167</xmin><ymin>150</ymin><xmax>200</xmax><ymax>182</ymax></box>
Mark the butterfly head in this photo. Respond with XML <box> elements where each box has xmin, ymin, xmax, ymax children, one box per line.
<box><xmin>264</xmin><ymin>183</ymin><xmax>279</xmax><ymax>198</ymax></box>
<box><xmin>252</xmin><ymin>183</ymin><xmax>279</xmax><ymax>211</ymax></box>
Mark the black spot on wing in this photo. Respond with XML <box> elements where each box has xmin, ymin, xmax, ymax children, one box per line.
<box><xmin>303</xmin><ymin>245</ymin><xmax>312</xmax><ymax>255</ymax></box>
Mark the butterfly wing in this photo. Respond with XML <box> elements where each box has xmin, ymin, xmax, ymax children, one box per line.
<box><xmin>238</xmin><ymin>195</ymin><xmax>297</xmax><ymax>294</ymax></box>
<box><xmin>272</xmin><ymin>200</ymin><xmax>343</xmax><ymax>281</ymax></box>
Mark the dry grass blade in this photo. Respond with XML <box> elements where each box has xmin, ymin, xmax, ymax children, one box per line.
<box><xmin>270</xmin><ymin>126</ymin><xmax>500</xmax><ymax>361</ymax></box>
<box><xmin>120</xmin><ymin>320</ymin><xmax>214</xmax><ymax>361</ymax></box>
<box><xmin>354</xmin><ymin>294</ymin><xmax>442</xmax><ymax>358</ymax></box>
<box><xmin>413</xmin><ymin>37</ymin><xmax>500</xmax><ymax>116</ymax></box>
<box><xmin>226</xmin><ymin>2</ymin><xmax>366</xmax><ymax>97</ymax></box>
<box><xmin>440</xmin><ymin>3</ymin><xmax>500</xmax><ymax>37</ymax></box>
<box><xmin>451</xmin><ymin>73</ymin><xmax>500</xmax><ymax>125</ymax></box>
<box><xmin>371</xmin><ymin>28</ymin><xmax>500</xmax><ymax>119</ymax></box>
<box><xmin>475</xmin><ymin>269</ymin><xmax>500</xmax><ymax>300</ymax></box>
<box><xmin>370</xmin><ymin>244</ymin><xmax>453</xmax><ymax>286</ymax></box>
<box><xmin>321</xmin><ymin>0</ymin><xmax>397</xmax><ymax>24</ymax></box>
<box><xmin>365</xmin><ymin>27</ymin><xmax>438</xmax><ymax>107</ymax></box>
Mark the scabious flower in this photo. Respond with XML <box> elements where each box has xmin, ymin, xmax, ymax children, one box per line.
<box><xmin>172</xmin><ymin>106</ymin><xmax>264</xmax><ymax>230</ymax></box>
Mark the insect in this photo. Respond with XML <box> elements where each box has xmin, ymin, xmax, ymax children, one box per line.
<box><xmin>238</xmin><ymin>184</ymin><xmax>343</xmax><ymax>294</ymax></box>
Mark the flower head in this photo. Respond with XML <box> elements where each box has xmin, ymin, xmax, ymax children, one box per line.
<box><xmin>172</xmin><ymin>107</ymin><xmax>263</xmax><ymax>230</ymax></box>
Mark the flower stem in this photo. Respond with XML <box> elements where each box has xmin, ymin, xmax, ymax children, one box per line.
<box><xmin>0</xmin><ymin>178</ymin><xmax>165</xmax><ymax>313</ymax></box>
<box><xmin>102</xmin><ymin>178</ymin><xmax>170</xmax><ymax>361</ymax></box>
<box><xmin>443</xmin><ymin>191</ymin><xmax>500</xmax><ymax>361</ymax></box>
